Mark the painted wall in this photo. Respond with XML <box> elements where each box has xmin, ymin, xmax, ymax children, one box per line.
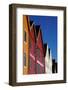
<box><xmin>45</xmin><ymin>45</ymin><xmax>49</xmax><ymax>73</ymax></box>
<box><xmin>49</xmin><ymin>49</ymin><xmax>52</xmax><ymax>73</ymax></box>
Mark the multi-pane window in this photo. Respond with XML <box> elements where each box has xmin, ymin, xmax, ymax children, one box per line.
<box><xmin>23</xmin><ymin>53</ymin><xmax>26</xmax><ymax>66</ymax></box>
<box><xmin>36</xmin><ymin>48</ymin><xmax>40</xmax><ymax>59</ymax></box>
<box><xmin>24</xmin><ymin>30</ymin><xmax>26</xmax><ymax>42</ymax></box>
<box><xmin>29</xmin><ymin>40</ymin><xmax>31</xmax><ymax>48</ymax></box>
<box><xmin>29</xmin><ymin>58</ymin><xmax>32</xmax><ymax>68</ymax></box>
<box><xmin>37</xmin><ymin>64</ymin><xmax>40</xmax><ymax>73</ymax></box>
<box><xmin>42</xmin><ymin>56</ymin><xmax>44</xmax><ymax>64</ymax></box>
<box><xmin>42</xmin><ymin>66</ymin><xmax>45</xmax><ymax>73</ymax></box>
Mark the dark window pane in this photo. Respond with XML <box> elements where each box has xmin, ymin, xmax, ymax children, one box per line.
<box><xmin>29</xmin><ymin>40</ymin><xmax>31</xmax><ymax>48</ymax></box>
<box><xmin>37</xmin><ymin>64</ymin><xmax>40</xmax><ymax>73</ymax></box>
<box><xmin>29</xmin><ymin>58</ymin><xmax>32</xmax><ymax>68</ymax></box>
<box><xmin>42</xmin><ymin>67</ymin><xmax>44</xmax><ymax>73</ymax></box>
<box><xmin>23</xmin><ymin>53</ymin><xmax>26</xmax><ymax>66</ymax></box>
<box><xmin>24</xmin><ymin>31</ymin><xmax>26</xmax><ymax>41</ymax></box>
<box><xmin>36</xmin><ymin>48</ymin><xmax>40</xmax><ymax>59</ymax></box>
<box><xmin>30</xmin><ymin>59</ymin><xmax>32</xmax><ymax>67</ymax></box>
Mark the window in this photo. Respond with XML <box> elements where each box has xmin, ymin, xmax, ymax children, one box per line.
<box><xmin>23</xmin><ymin>53</ymin><xmax>26</xmax><ymax>66</ymax></box>
<box><xmin>36</xmin><ymin>48</ymin><xmax>40</xmax><ymax>59</ymax></box>
<box><xmin>37</xmin><ymin>64</ymin><xmax>40</xmax><ymax>73</ymax></box>
<box><xmin>42</xmin><ymin>68</ymin><xmax>45</xmax><ymax>73</ymax></box>
<box><xmin>29</xmin><ymin>40</ymin><xmax>31</xmax><ymax>48</ymax></box>
<box><xmin>42</xmin><ymin>56</ymin><xmax>45</xmax><ymax>64</ymax></box>
<box><xmin>29</xmin><ymin>58</ymin><xmax>32</xmax><ymax>68</ymax></box>
<box><xmin>24</xmin><ymin>30</ymin><xmax>26</xmax><ymax>42</ymax></box>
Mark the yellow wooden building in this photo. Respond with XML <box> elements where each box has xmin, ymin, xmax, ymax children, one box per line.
<box><xmin>23</xmin><ymin>15</ymin><xmax>29</xmax><ymax>74</ymax></box>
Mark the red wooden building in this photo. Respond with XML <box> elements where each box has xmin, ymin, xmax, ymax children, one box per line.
<box><xmin>35</xmin><ymin>25</ymin><xmax>45</xmax><ymax>74</ymax></box>
<box><xmin>28</xmin><ymin>21</ymin><xmax>36</xmax><ymax>74</ymax></box>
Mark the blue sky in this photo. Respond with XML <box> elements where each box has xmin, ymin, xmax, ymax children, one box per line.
<box><xmin>29</xmin><ymin>15</ymin><xmax>57</xmax><ymax>61</ymax></box>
